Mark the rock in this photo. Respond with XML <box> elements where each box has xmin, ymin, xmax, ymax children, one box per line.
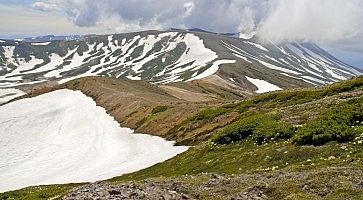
<box><xmin>108</xmin><ymin>189</ymin><xmax>122</xmax><ymax>195</ymax></box>
<box><xmin>129</xmin><ymin>192</ymin><xmax>138</xmax><ymax>197</ymax></box>
<box><xmin>353</xmin><ymin>180</ymin><xmax>363</xmax><ymax>189</ymax></box>
<box><xmin>182</xmin><ymin>194</ymin><xmax>189</xmax><ymax>199</ymax></box>
<box><xmin>163</xmin><ymin>194</ymin><xmax>172</xmax><ymax>200</ymax></box>
<box><xmin>211</xmin><ymin>173</ymin><xmax>224</xmax><ymax>180</ymax></box>
<box><xmin>303</xmin><ymin>185</ymin><xmax>309</xmax><ymax>190</ymax></box>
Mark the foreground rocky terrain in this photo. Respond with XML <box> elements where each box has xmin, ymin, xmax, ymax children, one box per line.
<box><xmin>64</xmin><ymin>167</ymin><xmax>363</xmax><ymax>200</ymax></box>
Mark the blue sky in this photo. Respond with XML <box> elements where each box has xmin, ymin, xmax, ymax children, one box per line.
<box><xmin>0</xmin><ymin>0</ymin><xmax>362</xmax><ymax>69</ymax></box>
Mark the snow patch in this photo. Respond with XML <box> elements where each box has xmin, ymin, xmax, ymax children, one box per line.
<box><xmin>0</xmin><ymin>89</ymin><xmax>188</xmax><ymax>192</ymax></box>
<box><xmin>1</xmin><ymin>55</ymin><xmax>44</xmax><ymax>78</ymax></box>
<box><xmin>169</xmin><ymin>33</ymin><xmax>218</xmax><ymax>74</ymax></box>
<box><xmin>189</xmin><ymin>60</ymin><xmax>236</xmax><ymax>81</ymax></box>
<box><xmin>257</xmin><ymin>60</ymin><xmax>301</xmax><ymax>75</ymax></box>
<box><xmin>126</xmin><ymin>75</ymin><xmax>142</xmax><ymax>80</ymax></box>
<box><xmin>46</xmin><ymin>45</ymin><xmax>95</xmax><ymax>79</ymax></box>
<box><xmin>28</xmin><ymin>54</ymin><xmax>63</xmax><ymax>74</ymax></box>
<box><xmin>244</xmin><ymin>41</ymin><xmax>268</xmax><ymax>51</ymax></box>
<box><xmin>31</xmin><ymin>42</ymin><xmax>51</xmax><ymax>46</ymax></box>
<box><xmin>246</xmin><ymin>76</ymin><xmax>282</xmax><ymax>93</ymax></box>
<box><xmin>233</xmin><ymin>53</ymin><xmax>252</xmax><ymax>63</ymax></box>
<box><xmin>3</xmin><ymin>46</ymin><xmax>15</xmax><ymax>63</ymax></box>
<box><xmin>302</xmin><ymin>76</ymin><xmax>328</xmax><ymax>84</ymax></box>
<box><xmin>279</xmin><ymin>47</ymin><xmax>289</xmax><ymax>55</ymax></box>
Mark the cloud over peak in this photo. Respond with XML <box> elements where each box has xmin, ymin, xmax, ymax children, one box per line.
<box><xmin>257</xmin><ymin>0</ymin><xmax>363</xmax><ymax>45</ymax></box>
<box><xmin>30</xmin><ymin>0</ymin><xmax>363</xmax><ymax>52</ymax></box>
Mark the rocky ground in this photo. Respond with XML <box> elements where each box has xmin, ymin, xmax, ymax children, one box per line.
<box><xmin>63</xmin><ymin>181</ymin><xmax>194</xmax><ymax>200</ymax></box>
<box><xmin>62</xmin><ymin>174</ymin><xmax>265</xmax><ymax>200</ymax></box>
<box><xmin>63</xmin><ymin>166</ymin><xmax>363</xmax><ymax>200</ymax></box>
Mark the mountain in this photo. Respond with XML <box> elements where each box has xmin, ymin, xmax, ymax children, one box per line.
<box><xmin>0</xmin><ymin>30</ymin><xmax>361</xmax><ymax>103</ymax></box>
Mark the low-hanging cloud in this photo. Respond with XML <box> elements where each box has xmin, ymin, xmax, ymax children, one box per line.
<box><xmin>32</xmin><ymin>0</ymin><xmax>265</xmax><ymax>33</ymax></box>
<box><xmin>31</xmin><ymin>0</ymin><xmax>363</xmax><ymax>52</ymax></box>
<box><xmin>257</xmin><ymin>0</ymin><xmax>363</xmax><ymax>48</ymax></box>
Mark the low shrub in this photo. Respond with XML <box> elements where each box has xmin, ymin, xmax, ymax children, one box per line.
<box><xmin>191</xmin><ymin>107</ymin><xmax>229</xmax><ymax>121</ymax></box>
<box><xmin>293</xmin><ymin>120</ymin><xmax>356</xmax><ymax>145</ymax></box>
<box><xmin>293</xmin><ymin>97</ymin><xmax>362</xmax><ymax>145</ymax></box>
<box><xmin>214</xmin><ymin>113</ymin><xmax>295</xmax><ymax>145</ymax></box>
<box><xmin>151</xmin><ymin>106</ymin><xmax>168</xmax><ymax>114</ymax></box>
<box><xmin>253</xmin><ymin>118</ymin><xmax>296</xmax><ymax>144</ymax></box>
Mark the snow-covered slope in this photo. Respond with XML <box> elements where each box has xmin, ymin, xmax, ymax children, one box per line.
<box><xmin>0</xmin><ymin>30</ymin><xmax>361</xmax><ymax>103</ymax></box>
<box><xmin>0</xmin><ymin>89</ymin><xmax>188</xmax><ymax>192</ymax></box>
<box><xmin>0</xmin><ymin>32</ymin><xmax>220</xmax><ymax>87</ymax></box>
<box><xmin>221</xmin><ymin>40</ymin><xmax>361</xmax><ymax>85</ymax></box>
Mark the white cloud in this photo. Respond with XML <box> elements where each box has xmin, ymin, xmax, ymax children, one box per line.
<box><xmin>31</xmin><ymin>1</ymin><xmax>60</xmax><ymax>12</ymax></box>
<box><xmin>56</xmin><ymin>0</ymin><xmax>361</xmax><ymax>49</ymax></box>
<box><xmin>2</xmin><ymin>0</ymin><xmax>363</xmax><ymax>54</ymax></box>
<box><xmin>257</xmin><ymin>0</ymin><xmax>363</xmax><ymax>50</ymax></box>
<box><xmin>44</xmin><ymin>0</ymin><xmax>266</xmax><ymax>33</ymax></box>
<box><xmin>238</xmin><ymin>7</ymin><xmax>256</xmax><ymax>34</ymax></box>
<box><xmin>183</xmin><ymin>2</ymin><xmax>194</xmax><ymax>18</ymax></box>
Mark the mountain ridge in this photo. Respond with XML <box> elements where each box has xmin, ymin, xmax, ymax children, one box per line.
<box><xmin>0</xmin><ymin>29</ymin><xmax>361</xmax><ymax>104</ymax></box>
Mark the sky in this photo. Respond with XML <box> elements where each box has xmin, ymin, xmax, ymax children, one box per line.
<box><xmin>0</xmin><ymin>0</ymin><xmax>362</xmax><ymax>69</ymax></box>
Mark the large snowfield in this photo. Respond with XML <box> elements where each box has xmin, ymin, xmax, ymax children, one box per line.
<box><xmin>0</xmin><ymin>89</ymin><xmax>188</xmax><ymax>192</ymax></box>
